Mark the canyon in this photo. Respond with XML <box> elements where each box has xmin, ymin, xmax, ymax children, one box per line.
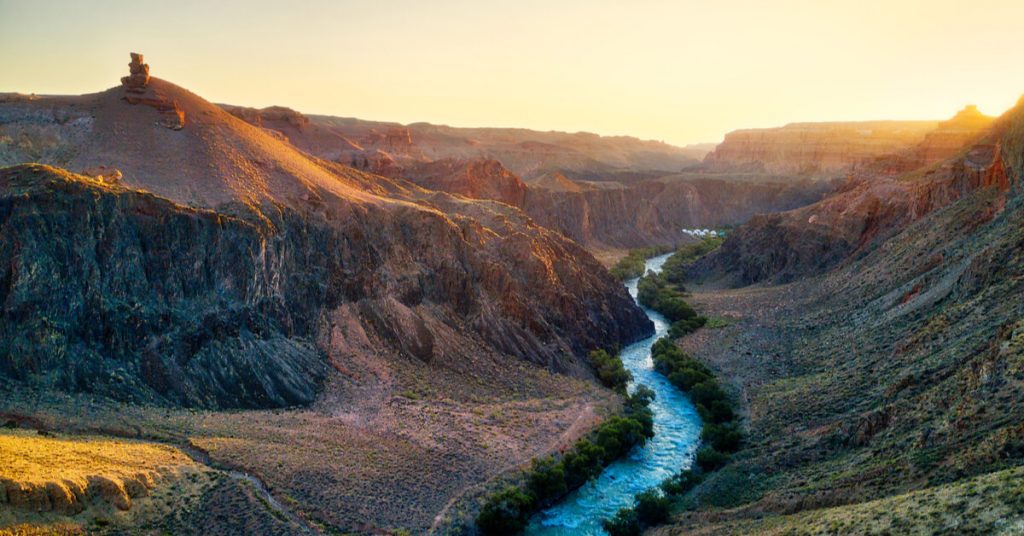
<box><xmin>2</xmin><ymin>51</ymin><xmax>1021</xmax><ymax>536</ymax></box>
<box><xmin>655</xmin><ymin>96</ymin><xmax>1024</xmax><ymax>534</ymax></box>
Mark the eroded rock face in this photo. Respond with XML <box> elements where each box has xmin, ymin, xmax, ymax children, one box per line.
<box><xmin>0</xmin><ymin>164</ymin><xmax>651</xmax><ymax>408</ymax></box>
<box><xmin>692</xmin><ymin>101</ymin><xmax>1023</xmax><ymax>285</ymax></box>
<box><xmin>522</xmin><ymin>175</ymin><xmax>839</xmax><ymax>249</ymax></box>
<box><xmin>704</xmin><ymin>120</ymin><xmax>939</xmax><ymax>175</ymax></box>
<box><xmin>398</xmin><ymin>158</ymin><xmax>528</xmax><ymax>207</ymax></box>
<box><xmin>120</xmin><ymin>52</ymin><xmax>150</xmax><ymax>92</ymax></box>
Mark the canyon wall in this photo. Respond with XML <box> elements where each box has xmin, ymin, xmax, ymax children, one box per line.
<box><xmin>692</xmin><ymin>102</ymin><xmax>1016</xmax><ymax>285</ymax></box>
<box><xmin>0</xmin><ymin>75</ymin><xmax>652</xmax><ymax>409</ymax></box>
<box><xmin>704</xmin><ymin>120</ymin><xmax>940</xmax><ymax>175</ymax></box>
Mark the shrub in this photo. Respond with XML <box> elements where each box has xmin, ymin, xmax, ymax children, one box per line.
<box><xmin>690</xmin><ymin>381</ymin><xmax>728</xmax><ymax>409</ymax></box>
<box><xmin>660</xmin><ymin>235</ymin><xmax>725</xmax><ymax>286</ymax></box>
<box><xmin>634</xmin><ymin>489</ymin><xmax>672</xmax><ymax>525</ymax></box>
<box><xmin>609</xmin><ymin>246</ymin><xmax>673</xmax><ymax>281</ymax></box>
<box><xmin>705</xmin><ymin>400</ymin><xmax>736</xmax><ymax>425</ymax></box>
<box><xmin>602</xmin><ymin>507</ymin><xmax>642</xmax><ymax>536</ymax></box>
<box><xmin>562</xmin><ymin>439</ymin><xmax>606</xmax><ymax>488</ymax></box>
<box><xmin>476</xmin><ymin>487</ymin><xmax>535</xmax><ymax>535</ymax></box>
<box><xmin>527</xmin><ymin>457</ymin><xmax>567</xmax><ymax>506</ymax></box>
<box><xmin>702</xmin><ymin>422</ymin><xmax>744</xmax><ymax>453</ymax></box>
<box><xmin>667</xmin><ymin>368</ymin><xmax>712</xmax><ymax>391</ymax></box>
<box><xmin>660</xmin><ymin>469</ymin><xmax>703</xmax><ymax>496</ymax></box>
<box><xmin>696</xmin><ymin>446</ymin><xmax>730</xmax><ymax>472</ymax></box>
<box><xmin>588</xmin><ymin>349</ymin><xmax>632</xmax><ymax>394</ymax></box>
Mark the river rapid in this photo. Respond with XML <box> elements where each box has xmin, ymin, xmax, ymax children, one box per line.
<box><xmin>525</xmin><ymin>253</ymin><xmax>703</xmax><ymax>535</ymax></box>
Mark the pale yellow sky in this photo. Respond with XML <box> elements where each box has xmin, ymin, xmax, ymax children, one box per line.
<box><xmin>2</xmin><ymin>0</ymin><xmax>1023</xmax><ymax>146</ymax></box>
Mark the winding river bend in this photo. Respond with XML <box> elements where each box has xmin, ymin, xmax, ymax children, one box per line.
<box><xmin>526</xmin><ymin>253</ymin><xmax>703</xmax><ymax>535</ymax></box>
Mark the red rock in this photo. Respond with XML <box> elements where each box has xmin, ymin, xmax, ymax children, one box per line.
<box><xmin>120</xmin><ymin>52</ymin><xmax>150</xmax><ymax>93</ymax></box>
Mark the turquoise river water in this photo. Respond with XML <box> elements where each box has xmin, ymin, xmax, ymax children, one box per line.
<box><xmin>525</xmin><ymin>253</ymin><xmax>703</xmax><ymax>535</ymax></box>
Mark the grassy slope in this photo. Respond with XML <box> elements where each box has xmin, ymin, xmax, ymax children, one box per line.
<box><xmin>656</xmin><ymin>100</ymin><xmax>1024</xmax><ymax>533</ymax></box>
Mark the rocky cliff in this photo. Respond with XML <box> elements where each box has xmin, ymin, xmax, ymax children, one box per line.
<box><xmin>523</xmin><ymin>174</ymin><xmax>839</xmax><ymax>249</ymax></box>
<box><xmin>0</xmin><ymin>67</ymin><xmax>652</xmax><ymax>409</ymax></box>
<box><xmin>704</xmin><ymin>120</ymin><xmax>939</xmax><ymax>175</ymax></box>
<box><xmin>660</xmin><ymin>96</ymin><xmax>1024</xmax><ymax>535</ymax></box>
<box><xmin>220</xmin><ymin>106</ymin><xmax>701</xmax><ymax>180</ymax></box>
<box><xmin>692</xmin><ymin>102</ymin><xmax>1018</xmax><ymax>285</ymax></box>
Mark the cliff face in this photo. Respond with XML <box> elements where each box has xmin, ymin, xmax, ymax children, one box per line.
<box><xmin>523</xmin><ymin>174</ymin><xmax>838</xmax><ymax>249</ymax></box>
<box><xmin>216</xmin><ymin>105</ymin><xmax>835</xmax><ymax>250</ymax></box>
<box><xmin>373</xmin><ymin>157</ymin><xmax>528</xmax><ymax>208</ymax></box>
<box><xmin>0</xmin><ymin>77</ymin><xmax>652</xmax><ymax>409</ymax></box>
<box><xmin>693</xmin><ymin>103</ymin><xmax>1017</xmax><ymax>285</ymax></box>
<box><xmin>704</xmin><ymin>120</ymin><xmax>939</xmax><ymax>175</ymax></box>
<box><xmin>220</xmin><ymin>106</ymin><xmax>701</xmax><ymax>180</ymax></box>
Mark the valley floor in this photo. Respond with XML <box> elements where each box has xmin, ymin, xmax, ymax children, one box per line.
<box><xmin>659</xmin><ymin>263</ymin><xmax>1024</xmax><ymax>534</ymax></box>
<box><xmin>0</xmin><ymin>353</ymin><xmax>617</xmax><ymax>535</ymax></box>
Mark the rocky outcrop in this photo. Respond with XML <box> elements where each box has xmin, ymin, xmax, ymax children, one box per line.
<box><xmin>692</xmin><ymin>101</ymin><xmax>1022</xmax><ymax>285</ymax></box>
<box><xmin>120</xmin><ymin>53</ymin><xmax>150</xmax><ymax>92</ymax></box>
<box><xmin>704</xmin><ymin>120</ymin><xmax>939</xmax><ymax>175</ymax></box>
<box><xmin>398</xmin><ymin>158</ymin><xmax>528</xmax><ymax>207</ymax></box>
<box><xmin>79</xmin><ymin>165</ymin><xmax>122</xmax><ymax>183</ymax></box>
<box><xmin>522</xmin><ymin>174</ymin><xmax>839</xmax><ymax>249</ymax></box>
<box><xmin>119</xmin><ymin>53</ymin><xmax>185</xmax><ymax>130</ymax></box>
<box><xmin>918</xmin><ymin>105</ymin><xmax>994</xmax><ymax>165</ymax></box>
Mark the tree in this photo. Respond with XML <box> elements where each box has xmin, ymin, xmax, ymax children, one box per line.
<box><xmin>527</xmin><ymin>457</ymin><xmax>568</xmax><ymax>505</ymax></box>
<box><xmin>634</xmin><ymin>489</ymin><xmax>671</xmax><ymax>525</ymax></box>
<box><xmin>602</xmin><ymin>507</ymin><xmax>641</xmax><ymax>536</ymax></box>
<box><xmin>476</xmin><ymin>487</ymin><xmax>535</xmax><ymax>535</ymax></box>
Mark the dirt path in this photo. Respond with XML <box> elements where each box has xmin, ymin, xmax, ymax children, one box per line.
<box><xmin>427</xmin><ymin>401</ymin><xmax>599</xmax><ymax>534</ymax></box>
<box><xmin>179</xmin><ymin>443</ymin><xmax>320</xmax><ymax>535</ymax></box>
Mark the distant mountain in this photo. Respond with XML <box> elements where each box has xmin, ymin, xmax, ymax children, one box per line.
<box><xmin>221</xmin><ymin>104</ymin><xmax>701</xmax><ymax>181</ymax></box>
<box><xmin>703</xmin><ymin>119</ymin><xmax>948</xmax><ymax>175</ymax></box>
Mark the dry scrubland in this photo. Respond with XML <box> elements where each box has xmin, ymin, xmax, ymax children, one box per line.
<box><xmin>658</xmin><ymin>183</ymin><xmax>1024</xmax><ymax>534</ymax></box>
<box><xmin>0</xmin><ymin>353</ymin><xmax>616</xmax><ymax>534</ymax></box>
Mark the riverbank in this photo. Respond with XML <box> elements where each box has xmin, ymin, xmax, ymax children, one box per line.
<box><xmin>526</xmin><ymin>254</ymin><xmax>703</xmax><ymax>535</ymax></box>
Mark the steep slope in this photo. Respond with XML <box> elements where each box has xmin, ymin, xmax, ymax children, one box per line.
<box><xmin>703</xmin><ymin>120</ymin><xmax>940</xmax><ymax>175</ymax></box>
<box><xmin>0</xmin><ymin>73</ymin><xmax>651</xmax><ymax>409</ymax></box>
<box><xmin>692</xmin><ymin>105</ymin><xmax>1008</xmax><ymax>284</ymax></box>
<box><xmin>222</xmin><ymin>104</ymin><xmax>699</xmax><ymax>181</ymax></box>
<box><xmin>661</xmin><ymin>97</ymin><xmax>1024</xmax><ymax>533</ymax></box>
<box><xmin>523</xmin><ymin>173</ymin><xmax>838</xmax><ymax>250</ymax></box>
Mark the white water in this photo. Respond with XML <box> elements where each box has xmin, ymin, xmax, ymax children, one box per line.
<box><xmin>525</xmin><ymin>253</ymin><xmax>703</xmax><ymax>535</ymax></box>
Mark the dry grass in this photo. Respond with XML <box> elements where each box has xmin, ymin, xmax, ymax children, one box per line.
<box><xmin>0</xmin><ymin>430</ymin><xmax>197</xmax><ymax>514</ymax></box>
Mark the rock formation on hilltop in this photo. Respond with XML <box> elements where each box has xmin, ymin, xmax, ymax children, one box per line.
<box><xmin>120</xmin><ymin>52</ymin><xmax>150</xmax><ymax>92</ymax></box>
<box><xmin>119</xmin><ymin>53</ymin><xmax>185</xmax><ymax>130</ymax></box>
<box><xmin>918</xmin><ymin>105</ymin><xmax>994</xmax><ymax>165</ymax></box>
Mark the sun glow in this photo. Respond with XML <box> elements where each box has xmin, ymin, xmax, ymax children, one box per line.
<box><xmin>1</xmin><ymin>0</ymin><xmax>1023</xmax><ymax>146</ymax></box>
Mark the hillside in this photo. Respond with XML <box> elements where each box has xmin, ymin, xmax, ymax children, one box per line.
<box><xmin>0</xmin><ymin>57</ymin><xmax>652</xmax><ymax>533</ymax></box>
<box><xmin>659</xmin><ymin>96</ymin><xmax>1024</xmax><ymax>533</ymax></box>
<box><xmin>220</xmin><ymin>105</ymin><xmax>840</xmax><ymax>251</ymax></box>
<box><xmin>703</xmin><ymin>120</ymin><xmax>943</xmax><ymax>175</ymax></box>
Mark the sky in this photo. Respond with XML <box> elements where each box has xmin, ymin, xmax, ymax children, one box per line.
<box><xmin>2</xmin><ymin>0</ymin><xmax>1023</xmax><ymax>146</ymax></box>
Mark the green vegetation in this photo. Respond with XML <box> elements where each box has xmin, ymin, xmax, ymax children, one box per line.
<box><xmin>637</xmin><ymin>272</ymin><xmax>707</xmax><ymax>337</ymax></box>
<box><xmin>601</xmin><ymin>332</ymin><xmax>743</xmax><ymax>534</ymax></box>
<box><xmin>660</xmin><ymin>235</ymin><xmax>724</xmax><ymax>286</ymax></box>
<box><xmin>609</xmin><ymin>245</ymin><xmax>674</xmax><ymax>281</ymax></box>
<box><xmin>476</xmin><ymin>386</ymin><xmax>656</xmax><ymax>534</ymax></box>
<box><xmin>587</xmin><ymin>349</ymin><xmax>632</xmax><ymax>394</ymax></box>
<box><xmin>602</xmin><ymin>488</ymin><xmax>672</xmax><ymax>536</ymax></box>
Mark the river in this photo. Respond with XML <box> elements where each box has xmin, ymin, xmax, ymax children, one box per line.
<box><xmin>525</xmin><ymin>253</ymin><xmax>703</xmax><ymax>535</ymax></box>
